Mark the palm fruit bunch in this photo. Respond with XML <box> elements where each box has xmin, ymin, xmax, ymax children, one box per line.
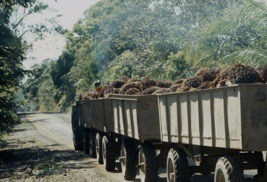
<box><xmin>125</xmin><ymin>88</ymin><xmax>141</xmax><ymax>95</ymax></box>
<box><xmin>142</xmin><ymin>86</ymin><xmax>160</xmax><ymax>94</ymax></box>
<box><xmin>112</xmin><ymin>80</ymin><xmax>126</xmax><ymax>89</ymax></box>
<box><xmin>196</xmin><ymin>68</ymin><xmax>220</xmax><ymax>82</ymax></box>
<box><xmin>180</xmin><ymin>77</ymin><xmax>202</xmax><ymax>92</ymax></box>
<box><xmin>213</xmin><ymin>64</ymin><xmax>261</xmax><ymax>87</ymax></box>
<box><xmin>230</xmin><ymin>64</ymin><xmax>261</xmax><ymax>84</ymax></box>
<box><xmin>153</xmin><ymin>88</ymin><xmax>171</xmax><ymax>94</ymax></box>
<box><xmin>141</xmin><ymin>78</ymin><xmax>157</xmax><ymax>89</ymax></box>
<box><xmin>156</xmin><ymin>80</ymin><xmax>174</xmax><ymax>88</ymax></box>
<box><xmin>120</xmin><ymin>81</ymin><xmax>143</xmax><ymax>94</ymax></box>
<box><xmin>170</xmin><ymin>84</ymin><xmax>182</xmax><ymax>92</ymax></box>
<box><xmin>98</xmin><ymin>86</ymin><xmax>117</xmax><ymax>98</ymax></box>
<box><xmin>257</xmin><ymin>65</ymin><xmax>267</xmax><ymax>83</ymax></box>
<box><xmin>81</xmin><ymin>92</ymin><xmax>93</xmax><ymax>100</ymax></box>
<box><xmin>80</xmin><ymin>63</ymin><xmax>267</xmax><ymax>100</ymax></box>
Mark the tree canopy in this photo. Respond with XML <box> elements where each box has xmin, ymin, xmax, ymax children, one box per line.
<box><xmin>22</xmin><ymin>0</ymin><xmax>267</xmax><ymax>112</ymax></box>
<box><xmin>0</xmin><ymin>0</ymin><xmax>59</xmax><ymax>132</ymax></box>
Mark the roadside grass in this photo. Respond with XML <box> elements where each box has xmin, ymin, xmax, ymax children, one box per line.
<box><xmin>0</xmin><ymin>147</ymin><xmax>67</xmax><ymax>179</ymax></box>
<box><xmin>0</xmin><ymin>113</ymin><xmax>22</xmax><ymax>146</ymax></box>
<box><xmin>33</xmin><ymin>148</ymin><xmax>66</xmax><ymax>177</ymax></box>
<box><xmin>0</xmin><ymin>118</ymin><xmax>67</xmax><ymax>180</ymax></box>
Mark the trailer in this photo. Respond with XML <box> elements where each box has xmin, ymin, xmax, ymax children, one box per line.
<box><xmin>72</xmin><ymin>94</ymin><xmax>162</xmax><ymax>181</ymax></box>
<box><xmin>71</xmin><ymin>84</ymin><xmax>267</xmax><ymax>182</ymax></box>
<box><xmin>157</xmin><ymin>84</ymin><xmax>267</xmax><ymax>182</ymax></box>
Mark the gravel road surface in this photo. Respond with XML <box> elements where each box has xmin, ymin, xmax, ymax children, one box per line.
<box><xmin>0</xmin><ymin>112</ymin><xmax>259</xmax><ymax>181</ymax></box>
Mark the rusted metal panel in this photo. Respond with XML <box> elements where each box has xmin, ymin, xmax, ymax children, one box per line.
<box><xmin>157</xmin><ymin>84</ymin><xmax>267</xmax><ymax>151</ymax></box>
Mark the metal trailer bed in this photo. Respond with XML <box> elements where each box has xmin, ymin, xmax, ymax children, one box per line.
<box><xmin>157</xmin><ymin>84</ymin><xmax>267</xmax><ymax>151</ymax></box>
<box><xmin>72</xmin><ymin>84</ymin><xmax>267</xmax><ymax>182</ymax></box>
<box><xmin>157</xmin><ymin>84</ymin><xmax>267</xmax><ymax>181</ymax></box>
<box><xmin>73</xmin><ymin>94</ymin><xmax>161</xmax><ymax>181</ymax></box>
<box><xmin>108</xmin><ymin>94</ymin><xmax>160</xmax><ymax>141</ymax></box>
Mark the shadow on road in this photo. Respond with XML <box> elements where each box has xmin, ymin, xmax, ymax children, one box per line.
<box><xmin>0</xmin><ymin>146</ymin><xmax>95</xmax><ymax>180</ymax></box>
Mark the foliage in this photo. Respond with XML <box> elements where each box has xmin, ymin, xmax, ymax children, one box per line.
<box><xmin>51</xmin><ymin>51</ymin><xmax>74</xmax><ymax>88</ymax></box>
<box><xmin>23</xmin><ymin>0</ymin><xmax>267</xmax><ymax>112</ymax></box>
<box><xmin>0</xmin><ymin>0</ymin><xmax>57</xmax><ymax>132</ymax></box>
<box><xmin>180</xmin><ymin>0</ymin><xmax>267</xmax><ymax>68</ymax></box>
<box><xmin>165</xmin><ymin>53</ymin><xmax>192</xmax><ymax>80</ymax></box>
<box><xmin>0</xmin><ymin>1</ymin><xmax>29</xmax><ymax>132</ymax></box>
<box><xmin>23</xmin><ymin>61</ymin><xmax>60</xmax><ymax>111</ymax></box>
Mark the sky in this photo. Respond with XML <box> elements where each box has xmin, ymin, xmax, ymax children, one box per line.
<box><xmin>23</xmin><ymin>0</ymin><xmax>99</xmax><ymax>69</ymax></box>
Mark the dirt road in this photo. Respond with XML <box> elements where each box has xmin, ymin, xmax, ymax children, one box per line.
<box><xmin>0</xmin><ymin>112</ymin><xmax>132</xmax><ymax>182</ymax></box>
<box><xmin>0</xmin><ymin>112</ymin><xmax>257</xmax><ymax>182</ymax></box>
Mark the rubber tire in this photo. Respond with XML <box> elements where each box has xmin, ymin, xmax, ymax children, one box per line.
<box><xmin>214</xmin><ymin>156</ymin><xmax>244</xmax><ymax>182</ymax></box>
<box><xmin>89</xmin><ymin>130</ymin><xmax>96</xmax><ymax>158</ymax></box>
<box><xmin>120</xmin><ymin>139</ymin><xmax>137</xmax><ymax>180</ymax></box>
<box><xmin>96</xmin><ymin>133</ymin><xmax>103</xmax><ymax>164</ymax></box>
<box><xmin>102</xmin><ymin>135</ymin><xmax>116</xmax><ymax>171</ymax></box>
<box><xmin>84</xmin><ymin>129</ymin><xmax>90</xmax><ymax>154</ymax></box>
<box><xmin>138</xmin><ymin>143</ymin><xmax>158</xmax><ymax>182</ymax></box>
<box><xmin>166</xmin><ymin>147</ymin><xmax>189</xmax><ymax>182</ymax></box>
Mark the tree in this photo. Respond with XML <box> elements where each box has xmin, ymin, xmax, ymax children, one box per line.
<box><xmin>22</xmin><ymin>0</ymin><xmax>267</xmax><ymax>113</ymax></box>
<box><xmin>180</xmin><ymin>0</ymin><xmax>267</xmax><ymax>68</ymax></box>
<box><xmin>0</xmin><ymin>0</ymin><xmax>57</xmax><ymax>132</ymax></box>
<box><xmin>0</xmin><ymin>0</ymin><xmax>32</xmax><ymax>132</ymax></box>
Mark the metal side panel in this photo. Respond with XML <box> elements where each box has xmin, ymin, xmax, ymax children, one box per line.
<box><xmin>213</xmin><ymin>90</ymin><xmax>227</xmax><ymax>148</ymax></box>
<box><xmin>225</xmin><ymin>88</ymin><xmax>242</xmax><ymax>149</ymax></box>
<box><xmin>113</xmin><ymin>100</ymin><xmax>120</xmax><ymax>134</ymax></box>
<box><xmin>109</xmin><ymin>95</ymin><xmax>160</xmax><ymax>141</ymax></box>
<box><xmin>82</xmin><ymin>100</ymin><xmax>94</xmax><ymax>128</ymax></box>
<box><xmin>77</xmin><ymin>101</ymin><xmax>83</xmax><ymax>127</ymax></box>
<box><xmin>180</xmin><ymin>94</ymin><xmax>190</xmax><ymax>144</ymax></box>
<box><xmin>158</xmin><ymin>96</ymin><xmax>169</xmax><ymax>142</ymax></box>
<box><xmin>104</xmin><ymin>99</ymin><xmax>114</xmax><ymax>132</ymax></box>
<box><xmin>91</xmin><ymin>100</ymin><xmax>105</xmax><ymax>131</ymax></box>
<box><xmin>137</xmin><ymin>97</ymin><xmax>160</xmax><ymax>141</ymax></box>
<box><xmin>201</xmin><ymin>92</ymin><xmax>213</xmax><ymax>147</ymax></box>
<box><xmin>124</xmin><ymin>100</ymin><xmax>139</xmax><ymax>138</ymax></box>
<box><xmin>196</xmin><ymin>87</ymin><xmax>242</xmax><ymax>149</ymax></box>
<box><xmin>241</xmin><ymin>84</ymin><xmax>267</xmax><ymax>151</ymax></box>
<box><xmin>167</xmin><ymin>95</ymin><xmax>179</xmax><ymax>143</ymax></box>
<box><xmin>158</xmin><ymin>85</ymin><xmax>243</xmax><ymax>149</ymax></box>
<box><xmin>189</xmin><ymin>92</ymin><xmax>201</xmax><ymax>145</ymax></box>
<box><xmin>113</xmin><ymin>99</ymin><xmax>126</xmax><ymax>135</ymax></box>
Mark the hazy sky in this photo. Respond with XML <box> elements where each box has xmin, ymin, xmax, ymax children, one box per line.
<box><xmin>24</xmin><ymin>0</ymin><xmax>99</xmax><ymax>69</ymax></box>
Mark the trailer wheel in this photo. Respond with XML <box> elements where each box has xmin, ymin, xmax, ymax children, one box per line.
<box><xmin>95</xmin><ymin>133</ymin><xmax>103</xmax><ymax>164</ymax></box>
<box><xmin>214</xmin><ymin>156</ymin><xmax>244</xmax><ymax>182</ymax></box>
<box><xmin>89</xmin><ymin>130</ymin><xmax>96</xmax><ymax>158</ymax></box>
<box><xmin>120</xmin><ymin>139</ymin><xmax>137</xmax><ymax>180</ymax></box>
<box><xmin>102</xmin><ymin>135</ymin><xmax>116</xmax><ymax>171</ymax></box>
<box><xmin>166</xmin><ymin>147</ymin><xmax>189</xmax><ymax>182</ymax></box>
<box><xmin>84</xmin><ymin>129</ymin><xmax>90</xmax><ymax>154</ymax></box>
<box><xmin>138</xmin><ymin>142</ymin><xmax>157</xmax><ymax>182</ymax></box>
